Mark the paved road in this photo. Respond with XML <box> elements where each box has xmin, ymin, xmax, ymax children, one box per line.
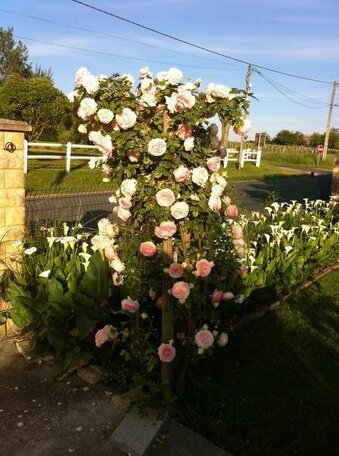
<box><xmin>25</xmin><ymin>171</ymin><xmax>332</xmax><ymax>228</ymax></box>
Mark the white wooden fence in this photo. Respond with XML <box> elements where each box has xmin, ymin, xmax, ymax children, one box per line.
<box><xmin>222</xmin><ymin>148</ymin><xmax>262</xmax><ymax>168</ymax></box>
<box><xmin>23</xmin><ymin>140</ymin><xmax>101</xmax><ymax>173</ymax></box>
<box><xmin>23</xmin><ymin>140</ymin><xmax>262</xmax><ymax>173</ymax></box>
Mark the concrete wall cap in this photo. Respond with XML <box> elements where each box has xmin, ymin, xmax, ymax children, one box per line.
<box><xmin>0</xmin><ymin>118</ymin><xmax>32</xmax><ymax>132</ymax></box>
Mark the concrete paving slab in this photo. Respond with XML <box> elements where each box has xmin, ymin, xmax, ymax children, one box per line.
<box><xmin>111</xmin><ymin>410</ymin><xmax>164</xmax><ymax>456</ymax></box>
<box><xmin>146</xmin><ymin>419</ymin><xmax>233</xmax><ymax>456</ymax></box>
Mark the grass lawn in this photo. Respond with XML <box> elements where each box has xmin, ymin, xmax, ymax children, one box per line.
<box><xmin>178</xmin><ymin>269</ymin><xmax>339</xmax><ymax>456</ymax></box>
<box><xmin>25</xmin><ymin>159</ymin><xmax>309</xmax><ymax>194</ymax></box>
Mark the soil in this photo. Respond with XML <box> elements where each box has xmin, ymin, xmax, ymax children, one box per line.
<box><xmin>0</xmin><ymin>337</ymin><xmax>126</xmax><ymax>456</ymax></box>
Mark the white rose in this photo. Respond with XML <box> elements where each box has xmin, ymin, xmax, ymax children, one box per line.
<box><xmin>88</xmin><ymin>131</ymin><xmax>112</xmax><ymax>156</ymax></box>
<box><xmin>77</xmin><ymin>98</ymin><xmax>97</xmax><ymax>120</ymax></box>
<box><xmin>167</xmin><ymin>67</ymin><xmax>183</xmax><ymax>85</ymax></box>
<box><xmin>184</xmin><ymin>137</ymin><xmax>195</xmax><ymax>151</ymax></box>
<box><xmin>140</xmin><ymin>78</ymin><xmax>153</xmax><ymax>91</ymax></box>
<box><xmin>67</xmin><ymin>90</ymin><xmax>79</xmax><ymax>102</ymax></box>
<box><xmin>110</xmin><ymin>257</ymin><xmax>125</xmax><ymax>273</ymax></box>
<box><xmin>82</xmin><ymin>74</ymin><xmax>99</xmax><ymax>95</ymax></box>
<box><xmin>120</xmin><ymin>178</ymin><xmax>137</xmax><ymax>198</ymax></box>
<box><xmin>78</xmin><ymin>124</ymin><xmax>87</xmax><ymax>134</ymax></box>
<box><xmin>97</xmin><ymin>108</ymin><xmax>114</xmax><ymax>124</ymax></box>
<box><xmin>75</xmin><ymin>67</ymin><xmax>90</xmax><ymax>87</ymax></box>
<box><xmin>98</xmin><ymin>74</ymin><xmax>108</xmax><ymax>81</ymax></box>
<box><xmin>88</xmin><ymin>158</ymin><xmax>98</xmax><ymax>169</ymax></box>
<box><xmin>116</xmin><ymin>108</ymin><xmax>137</xmax><ymax>130</ymax></box>
<box><xmin>156</xmin><ymin>71</ymin><xmax>168</xmax><ymax>82</ymax></box>
<box><xmin>205</xmin><ymin>83</ymin><xmax>231</xmax><ymax>103</ymax></box>
<box><xmin>156</xmin><ymin>188</ymin><xmax>176</xmax><ymax>207</ymax></box>
<box><xmin>217</xmin><ymin>332</ymin><xmax>229</xmax><ymax>347</ymax></box>
<box><xmin>192</xmin><ymin>167</ymin><xmax>209</xmax><ymax>187</ymax></box>
<box><xmin>170</xmin><ymin>201</ymin><xmax>189</xmax><ymax>220</ymax></box>
<box><xmin>139</xmin><ymin>66</ymin><xmax>153</xmax><ymax>78</ymax></box>
<box><xmin>118</xmin><ymin>74</ymin><xmax>134</xmax><ymax>85</ymax></box>
<box><xmin>182</xmin><ymin>82</ymin><xmax>196</xmax><ymax>91</ymax></box>
<box><xmin>148</xmin><ymin>138</ymin><xmax>167</xmax><ymax>156</ymax></box>
<box><xmin>211</xmin><ymin>184</ymin><xmax>224</xmax><ymax>196</ymax></box>
<box><xmin>208</xmin><ymin>193</ymin><xmax>222</xmax><ymax>212</ymax></box>
<box><xmin>140</xmin><ymin>92</ymin><xmax>157</xmax><ymax>107</ymax></box>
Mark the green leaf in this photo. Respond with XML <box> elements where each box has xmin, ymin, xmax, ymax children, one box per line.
<box><xmin>47</xmin><ymin>278</ymin><xmax>64</xmax><ymax>303</ymax></box>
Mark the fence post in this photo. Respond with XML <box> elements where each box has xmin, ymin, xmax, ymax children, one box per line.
<box><xmin>256</xmin><ymin>150</ymin><xmax>262</xmax><ymax>167</ymax></box>
<box><xmin>0</xmin><ymin>118</ymin><xmax>31</xmax><ymax>335</ymax></box>
<box><xmin>66</xmin><ymin>142</ymin><xmax>72</xmax><ymax>172</ymax></box>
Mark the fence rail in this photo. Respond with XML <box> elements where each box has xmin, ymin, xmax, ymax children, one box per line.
<box><xmin>24</xmin><ymin>140</ymin><xmax>101</xmax><ymax>173</ymax></box>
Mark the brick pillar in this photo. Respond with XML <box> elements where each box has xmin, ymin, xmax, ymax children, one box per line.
<box><xmin>0</xmin><ymin>118</ymin><xmax>31</xmax><ymax>335</ymax></box>
<box><xmin>332</xmin><ymin>155</ymin><xmax>339</xmax><ymax>200</ymax></box>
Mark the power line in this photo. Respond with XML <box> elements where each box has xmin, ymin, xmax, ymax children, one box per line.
<box><xmin>13</xmin><ymin>34</ymin><xmax>243</xmax><ymax>72</ymax></box>
<box><xmin>70</xmin><ymin>0</ymin><xmax>335</xmax><ymax>85</ymax></box>
<box><xmin>255</xmin><ymin>69</ymin><xmax>331</xmax><ymax>108</ymax></box>
<box><xmin>0</xmin><ymin>8</ymin><xmax>241</xmax><ymax>69</ymax></box>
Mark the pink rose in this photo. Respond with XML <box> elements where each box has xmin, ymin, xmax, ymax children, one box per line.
<box><xmin>88</xmin><ymin>130</ymin><xmax>112</xmax><ymax>156</ymax></box>
<box><xmin>212</xmin><ymin>290</ymin><xmax>224</xmax><ymax>304</ymax></box>
<box><xmin>121</xmin><ymin>296</ymin><xmax>140</xmax><ymax>313</ymax></box>
<box><xmin>195</xmin><ymin>259</ymin><xmax>214</xmax><ymax>277</ymax></box>
<box><xmin>95</xmin><ymin>328</ymin><xmax>106</xmax><ymax>347</ymax></box>
<box><xmin>119</xmin><ymin>197</ymin><xmax>132</xmax><ymax>210</ymax></box>
<box><xmin>170</xmin><ymin>201</ymin><xmax>189</xmax><ymax>220</ymax></box>
<box><xmin>226</xmin><ymin>204</ymin><xmax>239</xmax><ymax>218</ymax></box>
<box><xmin>158</xmin><ymin>343</ymin><xmax>176</xmax><ymax>363</ymax></box>
<box><xmin>171</xmin><ymin>281</ymin><xmax>190</xmax><ymax>301</ymax></box>
<box><xmin>156</xmin><ymin>188</ymin><xmax>176</xmax><ymax>207</ymax></box>
<box><xmin>173</xmin><ymin>166</ymin><xmax>190</xmax><ymax>183</ymax></box>
<box><xmin>95</xmin><ymin>324</ymin><xmax>118</xmax><ymax>347</ymax></box>
<box><xmin>168</xmin><ymin>263</ymin><xmax>184</xmax><ymax>278</ymax></box>
<box><xmin>113</xmin><ymin>206</ymin><xmax>131</xmax><ymax>222</ymax></box>
<box><xmin>140</xmin><ymin>241</ymin><xmax>157</xmax><ymax>257</ymax></box>
<box><xmin>195</xmin><ymin>329</ymin><xmax>214</xmax><ymax>349</ymax></box>
<box><xmin>165</xmin><ymin>91</ymin><xmax>196</xmax><ymax>113</ymax></box>
<box><xmin>176</xmin><ymin>125</ymin><xmax>192</xmax><ymax>140</ymax></box>
<box><xmin>78</xmin><ymin>98</ymin><xmax>97</xmax><ymax>119</ymax></box>
<box><xmin>154</xmin><ymin>221</ymin><xmax>177</xmax><ymax>239</ymax></box>
<box><xmin>207</xmin><ymin>157</ymin><xmax>221</xmax><ymax>173</ymax></box>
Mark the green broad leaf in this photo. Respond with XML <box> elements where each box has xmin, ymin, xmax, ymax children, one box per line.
<box><xmin>76</xmin><ymin>312</ymin><xmax>96</xmax><ymax>339</ymax></box>
<box><xmin>47</xmin><ymin>278</ymin><xmax>64</xmax><ymax>303</ymax></box>
<box><xmin>79</xmin><ymin>250</ymin><xmax>109</xmax><ymax>301</ymax></box>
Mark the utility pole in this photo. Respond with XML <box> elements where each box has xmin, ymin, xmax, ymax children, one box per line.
<box><xmin>323</xmin><ymin>81</ymin><xmax>337</xmax><ymax>160</ymax></box>
<box><xmin>238</xmin><ymin>64</ymin><xmax>253</xmax><ymax>168</ymax></box>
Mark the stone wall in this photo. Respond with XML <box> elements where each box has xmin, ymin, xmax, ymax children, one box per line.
<box><xmin>0</xmin><ymin>119</ymin><xmax>31</xmax><ymax>336</ymax></box>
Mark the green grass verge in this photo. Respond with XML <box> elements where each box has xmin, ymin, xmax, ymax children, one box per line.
<box><xmin>25</xmin><ymin>159</ymin><xmax>308</xmax><ymax>194</ymax></box>
<box><xmin>178</xmin><ymin>269</ymin><xmax>339</xmax><ymax>456</ymax></box>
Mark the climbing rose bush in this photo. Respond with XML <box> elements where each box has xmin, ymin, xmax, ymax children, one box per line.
<box><xmin>69</xmin><ymin>66</ymin><xmax>251</xmax><ymax>392</ymax></box>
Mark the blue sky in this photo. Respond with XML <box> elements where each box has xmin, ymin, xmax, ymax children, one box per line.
<box><xmin>1</xmin><ymin>0</ymin><xmax>338</xmax><ymax>139</ymax></box>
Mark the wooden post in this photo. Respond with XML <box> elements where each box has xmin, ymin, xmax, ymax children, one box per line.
<box><xmin>331</xmin><ymin>155</ymin><xmax>339</xmax><ymax>199</ymax></box>
<box><xmin>219</xmin><ymin>117</ymin><xmax>229</xmax><ymax>149</ymax></box>
<box><xmin>161</xmin><ymin>238</ymin><xmax>173</xmax><ymax>387</ymax></box>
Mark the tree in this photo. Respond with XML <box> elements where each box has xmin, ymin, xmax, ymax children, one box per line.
<box><xmin>0</xmin><ymin>74</ymin><xmax>72</xmax><ymax>140</ymax></box>
<box><xmin>309</xmin><ymin>128</ymin><xmax>339</xmax><ymax>149</ymax></box>
<box><xmin>273</xmin><ymin>129</ymin><xmax>306</xmax><ymax>146</ymax></box>
<box><xmin>0</xmin><ymin>27</ymin><xmax>32</xmax><ymax>83</ymax></box>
